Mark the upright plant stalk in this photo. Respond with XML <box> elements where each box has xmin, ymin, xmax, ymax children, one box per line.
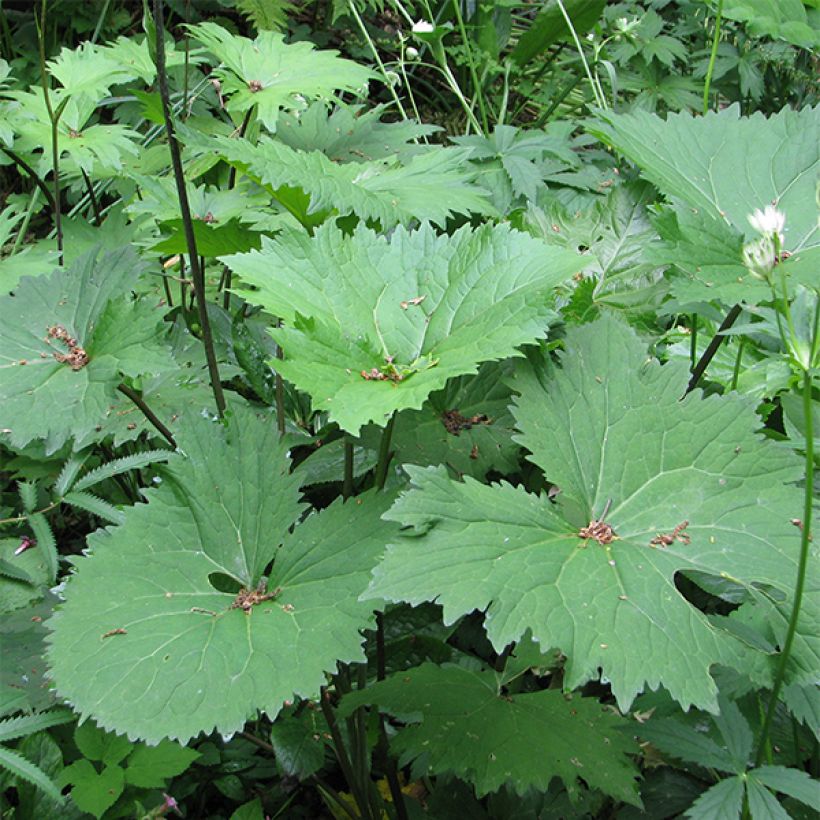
<box><xmin>702</xmin><ymin>0</ymin><xmax>724</xmax><ymax>115</ymax></box>
<box><xmin>685</xmin><ymin>304</ymin><xmax>741</xmax><ymax>395</ymax></box>
<box><xmin>36</xmin><ymin>0</ymin><xmax>64</xmax><ymax>265</ymax></box>
<box><xmin>451</xmin><ymin>0</ymin><xmax>489</xmax><ymax>133</ymax></box>
<box><xmin>555</xmin><ymin>0</ymin><xmax>606</xmax><ymax>110</ymax></box>
<box><xmin>373</xmin><ymin>412</ymin><xmax>397</xmax><ymax>491</ymax></box>
<box><xmin>371</xmin><ymin>416</ymin><xmax>410</xmax><ymax>820</ymax></box>
<box><xmin>153</xmin><ymin>0</ymin><xmax>226</xmax><ymax>418</ymax></box>
<box><xmin>754</xmin><ymin>365</ymin><xmax>814</xmax><ymax>765</ymax></box>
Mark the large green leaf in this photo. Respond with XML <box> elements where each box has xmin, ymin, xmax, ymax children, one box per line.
<box><xmin>224</xmin><ymin>222</ymin><xmax>580</xmax><ymax>434</ymax></box>
<box><xmin>189</xmin><ymin>22</ymin><xmax>374</xmax><ymax>131</ymax></box>
<box><xmin>590</xmin><ymin>106</ymin><xmax>819</xmax><ymax>254</ymax></box>
<box><xmin>0</xmin><ymin>247</ymin><xmax>174</xmax><ymax>452</ymax></box>
<box><xmin>367</xmin><ymin>315</ymin><xmax>807</xmax><ymax>711</ymax></box>
<box><xmin>340</xmin><ymin>663</ymin><xmax>640</xmax><ymax>803</ymax></box>
<box><xmin>200</xmin><ymin>133</ymin><xmax>492</xmax><ymax>228</ymax></box>
<box><xmin>47</xmin><ymin>412</ymin><xmax>397</xmax><ymax>742</ymax></box>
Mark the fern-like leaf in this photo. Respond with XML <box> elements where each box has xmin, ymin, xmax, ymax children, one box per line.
<box><xmin>28</xmin><ymin>514</ymin><xmax>57</xmax><ymax>583</ymax></box>
<box><xmin>202</xmin><ymin>134</ymin><xmax>492</xmax><ymax>228</ymax></box>
<box><xmin>62</xmin><ymin>492</ymin><xmax>125</xmax><ymax>526</ymax></box>
<box><xmin>0</xmin><ymin>709</ymin><xmax>74</xmax><ymax>743</ymax></box>
<box><xmin>235</xmin><ymin>0</ymin><xmax>295</xmax><ymax>31</ymax></box>
<box><xmin>17</xmin><ymin>481</ymin><xmax>37</xmax><ymax>514</ymax></box>
<box><xmin>0</xmin><ymin>744</ymin><xmax>64</xmax><ymax>804</ymax></box>
<box><xmin>72</xmin><ymin>450</ymin><xmax>172</xmax><ymax>492</ymax></box>
<box><xmin>54</xmin><ymin>454</ymin><xmax>88</xmax><ymax>497</ymax></box>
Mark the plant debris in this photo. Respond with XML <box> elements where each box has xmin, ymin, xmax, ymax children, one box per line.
<box><xmin>46</xmin><ymin>324</ymin><xmax>89</xmax><ymax>370</ymax></box>
<box><xmin>441</xmin><ymin>409</ymin><xmax>491</xmax><ymax>436</ymax></box>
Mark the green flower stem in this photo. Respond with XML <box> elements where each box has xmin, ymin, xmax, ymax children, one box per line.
<box><xmin>373</xmin><ymin>412</ymin><xmax>397</xmax><ymax>491</ymax></box>
<box><xmin>690</xmin><ymin>313</ymin><xmax>698</xmax><ymax>369</ymax></box>
<box><xmin>153</xmin><ymin>0</ymin><xmax>226</xmax><ymax>419</ymax></box>
<box><xmin>730</xmin><ymin>337</ymin><xmax>745</xmax><ymax>391</ymax></box>
<box><xmin>555</xmin><ymin>0</ymin><xmax>605</xmax><ymax>110</ymax></box>
<box><xmin>347</xmin><ymin>0</ymin><xmax>409</xmax><ymax>120</ymax></box>
<box><xmin>702</xmin><ymin>0</ymin><xmax>724</xmax><ymax>115</ymax></box>
<box><xmin>754</xmin><ymin>364</ymin><xmax>814</xmax><ymax>766</ymax></box>
<box><xmin>36</xmin><ymin>0</ymin><xmax>64</xmax><ymax>265</ymax></box>
<box><xmin>451</xmin><ymin>0</ymin><xmax>489</xmax><ymax>134</ymax></box>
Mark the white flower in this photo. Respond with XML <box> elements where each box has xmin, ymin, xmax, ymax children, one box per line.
<box><xmin>742</xmin><ymin>235</ymin><xmax>777</xmax><ymax>280</ymax></box>
<box><xmin>747</xmin><ymin>204</ymin><xmax>785</xmax><ymax>241</ymax></box>
<box><xmin>405</xmin><ymin>46</ymin><xmax>419</xmax><ymax>59</ymax></box>
<box><xmin>412</xmin><ymin>20</ymin><xmax>434</xmax><ymax>34</ymax></box>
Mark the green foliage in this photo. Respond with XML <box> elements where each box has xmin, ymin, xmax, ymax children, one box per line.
<box><xmin>341</xmin><ymin>663</ymin><xmax>640</xmax><ymax>802</ymax></box>
<box><xmin>0</xmin><ymin>247</ymin><xmax>173</xmax><ymax>452</ymax></box>
<box><xmin>47</xmin><ymin>411</ymin><xmax>400</xmax><ymax>743</ymax></box>
<box><xmin>367</xmin><ymin>315</ymin><xmax>807</xmax><ymax>711</ymax></box>
<box><xmin>225</xmin><ymin>221</ymin><xmax>579</xmax><ymax>434</ymax></box>
<box><xmin>590</xmin><ymin>105</ymin><xmax>819</xmax><ymax>248</ymax></box>
<box><xmin>0</xmin><ymin>6</ymin><xmax>816</xmax><ymax>818</ymax></box>
<box><xmin>189</xmin><ymin>22</ymin><xmax>374</xmax><ymax>131</ymax></box>
<box><xmin>197</xmin><ymin>132</ymin><xmax>493</xmax><ymax>228</ymax></box>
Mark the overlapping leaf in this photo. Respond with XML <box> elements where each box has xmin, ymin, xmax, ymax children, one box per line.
<box><xmin>358</xmin><ymin>361</ymin><xmax>521</xmax><ymax>479</ymax></box>
<box><xmin>189</xmin><ymin>22</ymin><xmax>374</xmax><ymax>131</ymax></box>
<box><xmin>0</xmin><ymin>247</ymin><xmax>174</xmax><ymax>452</ymax></box>
<box><xmin>48</xmin><ymin>411</ymin><xmax>398</xmax><ymax>742</ymax></box>
<box><xmin>340</xmin><ymin>663</ymin><xmax>640</xmax><ymax>803</ymax></box>
<box><xmin>275</xmin><ymin>102</ymin><xmax>439</xmax><ymax>162</ymax></box>
<box><xmin>590</xmin><ymin>105</ymin><xmax>819</xmax><ymax>303</ymax></box>
<box><xmin>201</xmin><ymin>133</ymin><xmax>492</xmax><ymax>228</ymax></box>
<box><xmin>224</xmin><ymin>222</ymin><xmax>581</xmax><ymax>434</ymax></box>
<box><xmin>367</xmin><ymin>315</ymin><xmax>807</xmax><ymax>711</ymax></box>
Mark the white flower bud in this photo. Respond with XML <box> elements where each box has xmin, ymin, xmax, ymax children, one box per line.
<box><xmin>412</xmin><ymin>20</ymin><xmax>434</xmax><ymax>34</ymax></box>
<box><xmin>747</xmin><ymin>204</ymin><xmax>785</xmax><ymax>242</ymax></box>
<box><xmin>406</xmin><ymin>46</ymin><xmax>419</xmax><ymax>59</ymax></box>
<box><xmin>742</xmin><ymin>235</ymin><xmax>777</xmax><ymax>280</ymax></box>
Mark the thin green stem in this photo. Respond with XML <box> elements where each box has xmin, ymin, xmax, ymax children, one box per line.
<box><xmin>754</xmin><ymin>366</ymin><xmax>814</xmax><ymax>766</ymax></box>
<box><xmin>11</xmin><ymin>190</ymin><xmax>43</xmax><ymax>255</ymax></box>
<box><xmin>532</xmin><ymin>73</ymin><xmax>582</xmax><ymax>128</ymax></box>
<box><xmin>373</xmin><ymin>412</ymin><xmax>397</xmax><ymax>491</ymax></box>
<box><xmin>347</xmin><ymin>0</ymin><xmax>409</xmax><ymax>120</ymax></box>
<box><xmin>730</xmin><ymin>337</ymin><xmax>745</xmax><ymax>391</ymax></box>
<box><xmin>451</xmin><ymin>0</ymin><xmax>488</xmax><ymax>133</ymax></box>
<box><xmin>90</xmin><ymin>0</ymin><xmax>112</xmax><ymax>44</ymax></box>
<box><xmin>343</xmin><ymin>439</ymin><xmax>354</xmax><ymax>499</ymax></box>
<box><xmin>690</xmin><ymin>313</ymin><xmax>698</xmax><ymax>369</ymax></box>
<box><xmin>555</xmin><ymin>0</ymin><xmax>605</xmax><ymax>109</ymax></box>
<box><xmin>153</xmin><ymin>0</ymin><xmax>226</xmax><ymax>418</ymax></box>
<box><xmin>702</xmin><ymin>0</ymin><xmax>724</xmax><ymax>115</ymax></box>
<box><xmin>36</xmin><ymin>0</ymin><xmax>63</xmax><ymax>265</ymax></box>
